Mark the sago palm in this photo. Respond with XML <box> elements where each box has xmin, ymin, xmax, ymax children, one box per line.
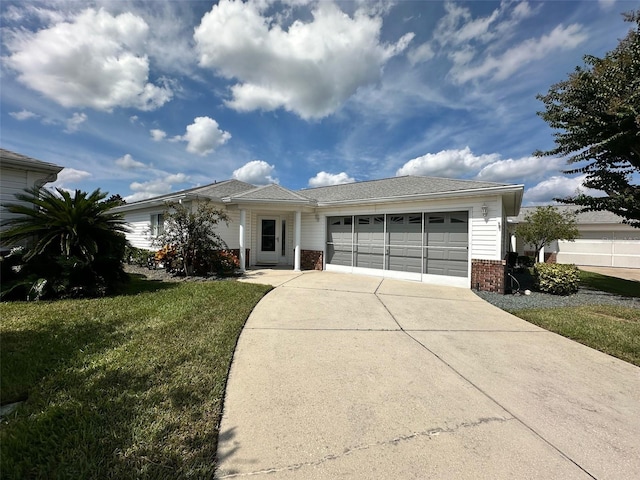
<box><xmin>1</xmin><ymin>186</ymin><xmax>130</xmax><ymax>262</ymax></box>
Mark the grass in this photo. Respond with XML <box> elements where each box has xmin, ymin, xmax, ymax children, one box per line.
<box><xmin>0</xmin><ymin>276</ymin><xmax>271</xmax><ymax>479</ymax></box>
<box><xmin>512</xmin><ymin>305</ymin><xmax>640</xmax><ymax>367</ymax></box>
<box><xmin>578</xmin><ymin>270</ymin><xmax>640</xmax><ymax>297</ymax></box>
<box><xmin>510</xmin><ymin>269</ymin><xmax>640</xmax><ymax>367</ymax></box>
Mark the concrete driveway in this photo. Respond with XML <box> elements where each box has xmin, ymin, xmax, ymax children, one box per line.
<box><xmin>216</xmin><ymin>271</ymin><xmax>640</xmax><ymax>479</ymax></box>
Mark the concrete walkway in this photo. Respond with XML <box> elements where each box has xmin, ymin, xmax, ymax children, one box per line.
<box><xmin>217</xmin><ymin>270</ymin><xmax>640</xmax><ymax>479</ymax></box>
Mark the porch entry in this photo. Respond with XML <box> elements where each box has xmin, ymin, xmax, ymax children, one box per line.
<box><xmin>257</xmin><ymin>216</ymin><xmax>287</xmax><ymax>265</ymax></box>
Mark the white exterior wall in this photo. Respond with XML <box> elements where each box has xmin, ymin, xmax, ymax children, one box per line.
<box><xmin>122</xmin><ymin>200</ymin><xmax>236</xmax><ymax>251</ymax></box>
<box><xmin>122</xmin><ymin>206</ymin><xmax>168</xmax><ymax>250</ymax></box>
<box><xmin>1</xmin><ymin>166</ymin><xmax>60</xmax><ymax>248</ymax></box>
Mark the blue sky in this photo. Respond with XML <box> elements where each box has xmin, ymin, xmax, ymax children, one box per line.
<box><xmin>0</xmin><ymin>0</ymin><xmax>634</xmax><ymax>203</ymax></box>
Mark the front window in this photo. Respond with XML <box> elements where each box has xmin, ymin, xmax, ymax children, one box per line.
<box><xmin>150</xmin><ymin>213</ymin><xmax>164</xmax><ymax>236</ymax></box>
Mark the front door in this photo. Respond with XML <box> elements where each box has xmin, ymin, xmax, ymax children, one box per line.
<box><xmin>257</xmin><ymin>217</ymin><xmax>280</xmax><ymax>264</ymax></box>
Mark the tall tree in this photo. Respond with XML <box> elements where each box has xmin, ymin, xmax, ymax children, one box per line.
<box><xmin>536</xmin><ymin>10</ymin><xmax>640</xmax><ymax>227</ymax></box>
<box><xmin>515</xmin><ymin>206</ymin><xmax>579</xmax><ymax>262</ymax></box>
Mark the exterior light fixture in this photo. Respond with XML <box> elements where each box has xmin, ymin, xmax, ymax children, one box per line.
<box><xmin>482</xmin><ymin>204</ymin><xmax>488</xmax><ymax>218</ymax></box>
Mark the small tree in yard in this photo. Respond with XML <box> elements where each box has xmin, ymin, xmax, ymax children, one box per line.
<box><xmin>536</xmin><ymin>10</ymin><xmax>640</xmax><ymax>227</ymax></box>
<box><xmin>515</xmin><ymin>206</ymin><xmax>579</xmax><ymax>263</ymax></box>
<box><xmin>152</xmin><ymin>201</ymin><xmax>230</xmax><ymax>276</ymax></box>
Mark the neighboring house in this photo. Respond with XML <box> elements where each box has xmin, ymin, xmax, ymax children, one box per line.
<box><xmin>0</xmin><ymin>148</ymin><xmax>63</xmax><ymax>252</ymax></box>
<box><xmin>509</xmin><ymin>205</ymin><xmax>640</xmax><ymax>269</ymax></box>
<box><xmin>114</xmin><ymin>175</ymin><xmax>523</xmax><ymax>293</ymax></box>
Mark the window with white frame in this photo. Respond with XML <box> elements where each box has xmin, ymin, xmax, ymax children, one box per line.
<box><xmin>150</xmin><ymin>213</ymin><xmax>164</xmax><ymax>236</ymax></box>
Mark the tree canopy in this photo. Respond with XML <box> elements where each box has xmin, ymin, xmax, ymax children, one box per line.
<box><xmin>536</xmin><ymin>10</ymin><xmax>640</xmax><ymax>227</ymax></box>
<box><xmin>515</xmin><ymin>206</ymin><xmax>579</xmax><ymax>262</ymax></box>
<box><xmin>151</xmin><ymin>201</ymin><xmax>229</xmax><ymax>275</ymax></box>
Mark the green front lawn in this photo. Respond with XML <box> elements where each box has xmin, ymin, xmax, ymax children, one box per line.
<box><xmin>513</xmin><ymin>305</ymin><xmax>640</xmax><ymax>367</ymax></box>
<box><xmin>510</xmin><ymin>269</ymin><xmax>640</xmax><ymax>367</ymax></box>
<box><xmin>0</xmin><ymin>276</ymin><xmax>271</xmax><ymax>479</ymax></box>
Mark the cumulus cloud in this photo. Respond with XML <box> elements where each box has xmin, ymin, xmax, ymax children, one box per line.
<box><xmin>125</xmin><ymin>172</ymin><xmax>189</xmax><ymax>202</ymax></box>
<box><xmin>50</xmin><ymin>167</ymin><xmax>92</xmax><ymax>190</ymax></box>
<box><xmin>150</xmin><ymin>129</ymin><xmax>167</xmax><ymax>141</ymax></box>
<box><xmin>115</xmin><ymin>154</ymin><xmax>146</xmax><ymax>170</ymax></box>
<box><xmin>194</xmin><ymin>0</ymin><xmax>413</xmax><ymax>119</ymax></box>
<box><xmin>172</xmin><ymin>117</ymin><xmax>231</xmax><ymax>156</ymax></box>
<box><xmin>523</xmin><ymin>175</ymin><xmax>601</xmax><ymax>204</ymax></box>
<box><xmin>475</xmin><ymin>156</ymin><xmax>564</xmax><ymax>183</ymax></box>
<box><xmin>64</xmin><ymin>112</ymin><xmax>87</xmax><ymax>133</ymax></box>
<box><xmin>232</xmin><ymin>160</ymin><xmax>278</xmax><ymax>185</ymax></box>
<box><xmin>4</xmin><ymin>8</ymin><xmax>173</xmax><ymax>111</ymax></box>
<box><xmin>396</xmin><ymin>147</ymin><xmax>500</xmax><ymax>178</ymax></box>
<box><xmin>308</xmin><ymin>171</ymin><xmax>355</xmax><ymax>187</ymax></box>
<box><xmin>397</xmin><ymin>147</ymin><xmax>564</xmax><ymax>183</ymax></box>
<box><xmin>9</xmin><ymin>109</ymin><xmax>39</xmax><ymax>121</ymax></box>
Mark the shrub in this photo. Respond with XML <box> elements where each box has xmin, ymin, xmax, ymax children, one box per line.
<box><xmin>534</xmin><ymin>263</ymin><xmax>580</xmax><ymax>295</ymax></box>
<box><xmin>210</xmin><ymin>250</ymin><xmax>240</xmax><ymax>276</ymax></box>
<box><xmin>125</xmin><ymin>246</ymin><xmax>155</xmax><ymax>267</ymax></box>
<box><xmin>0</xmin><ymin>187</ymin><xmax>130</xmax><ymax>300</ymax></box>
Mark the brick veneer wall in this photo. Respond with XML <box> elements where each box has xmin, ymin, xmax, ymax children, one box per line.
<box><xmin>471</xmin><ymin>259</ymin><xmax>506</xmax><ymax>293</ymax></box>
<box><xmin>301</xmin><ymin>250</ymin><xmax>323</xmax><ymax>270</ymax></box>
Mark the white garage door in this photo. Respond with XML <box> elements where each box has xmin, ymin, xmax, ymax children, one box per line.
<box><xmin>557</xmin><ymin>230</ymin><xmax>640</xmax><ymax>268</ymax></box>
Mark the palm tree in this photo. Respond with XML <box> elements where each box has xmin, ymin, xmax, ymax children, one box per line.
<box><xmin>1</xmin><ymin>187</ymin><xmax>130</xmax><ymax>298</ymax></box>
<box><xmin>2</xmin><ymin>186</ymin><xmax>129</xmax><ymax>261</ymax></box>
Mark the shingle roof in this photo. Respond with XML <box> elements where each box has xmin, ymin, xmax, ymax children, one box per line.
<box><xmin>299</xmin><ymin>175</ymin><xmax>515</xmax><ymax>203</ymax></box>
<box><xmin>0</xmin><ymin>148</ymin><xmax>63</xmax><ymax>173</ymax></box>
<box><xmin>190</xmin><ymin>179</ymin><xmax>256</xmax><ymax>199</ymax></box>
<box><xmin>229</xmin><ymin>184</ymin><xmax>314</xmax><ymax>203</ymax></box>
<box><xmin>511</xmin><ymin>205</ymin><xmax>625</xmax><ymax>224</ymax></box>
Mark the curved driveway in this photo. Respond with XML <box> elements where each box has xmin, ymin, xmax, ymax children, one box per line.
<box><xmin>216</xmin><ymin>270</ymin><xmax>640</xmax><ymax>479</ymax></box>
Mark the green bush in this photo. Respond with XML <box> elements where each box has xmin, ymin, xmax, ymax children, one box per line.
<box><xmin>125</xmin><ymin>245</ymin><xmax>155</xmax><ymax>267</ymax></box>
<box><xmin>534</xmin><ymin>263</ymin><xmax>580</xmax><ymax>295</ymax></box>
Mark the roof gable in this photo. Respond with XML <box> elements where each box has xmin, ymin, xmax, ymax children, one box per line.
<box><xmin>230</xmin><ymin>184</ymin><xmax>313</xmax><ymax>202</ymax></box>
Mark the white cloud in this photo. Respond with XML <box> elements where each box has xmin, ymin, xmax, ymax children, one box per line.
<box><xmin>125</xmin><ymin>172</ymin><xmax>189</xmax><ymax>203</ymax></box>
<box><xmin>598</xmin><ymin>0</ymin><xmax>617</xmax><ymax>10</ymax></box>
<box><xmin>50</xmin><ymin>167</ymin><xmax>92</xmax><ymax>189</ymax></box>
<box><xmin>115</xmin><ymin>154</ymin><xmax>146</xmax><ymax>170</ymax></box>
<box><xmin>64</xmin><ymin>112</ymin><xmax>87</xmax><ymax>133</ymax></box>
<box><xmin>408</xmin><ymin>42</ymin><xmax>435</xmax><ymax>65</ymax></box>
<box><xmin>4</xmin><ymin>8</ymin><xmax>173</xmax><ymax>111</ymax></box>
<box><xmin>194</xmin><ymin>0</ymin><xmax>413</xmax><ymax>119</ymax></box>
<box><xmin>150</xmin><ymin>129</ymin><xmax>167</xmax><ymax>141</ymax></box>
<box><xmin>173</xmin><ymin>117</ymin><xmax>231</xmax><ymax>156</ymax></box>
<box><xmin>232</xmin><ymin>160</ymin><xmax>278</xmax><ymax>185</ymax></box>
<box><xmin>308</xmin><ymin>171</ymin><xmax>355</xmax><ymax>187</ymax></box>
<box><xmin>475</xmin><ymin>156</ymin><xmax>564</xmax><ymax>183</ymax></box>
<box><xmin>397</xmin><ymin>147</ymin><xmax>567</xmax><ymax>183</ymax></box>
<box><xmin>523</xmin><ymin>175</ymin><xmax>601</xmax><ymax>204</ymax></box>
<box><xmin>9</xmin><ymin>109</ymin><xmax>38</xmax><ymax>121</ymax></box>
<box><xmin>396</xmin><ymin>147</ymin><xmax>501</xmax><ymax>178</ymax></box>
<box><xmin>453</xmin><ymin>23</ymin><xmax>587</xmax><ymax>83</ymax></box>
